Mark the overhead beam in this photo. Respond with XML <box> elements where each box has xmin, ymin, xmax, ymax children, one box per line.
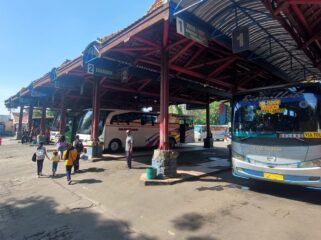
<box><xmin>273</xmin><ymin>1</ymin><xmax>289</xmax><ymax>16</ymax></box>
<box><xmin>138</xmin><ymin>79</ymin><xmax>152</xmax><ymax>91</ymax></box>
<box><xmin>184</xmin><ymin>48</ymin><xmax>204</xmax><ymax>68</ymax></box>
<box><xmin>101</xmin><ymin>84</ymin><xmax>205</xmax><ymax>104</ymax></box>
<box><xmin>170</xmin><ymin>41</ymin><xmax>194</xmax><ymax>63</ymax></box>
<box><xmin>188</xmin><ymin>56</ymin><xmax>234</xmax><ymax>70</ymax></box>
<box><xmin>287</xmin><ymin>0</ymin><xmax>321</xmax><ymax>4</ymax></box>
<box><xmin>132</xmin><ymin>35</ymin><xmax>160</xmax><ymax>49</ymax></box>
<box><xmin>138</xmin><ymin>58</ymin><xmax>238</xmax><ymax>89</ymax></box>
<box><xmin>291</xmin><ymin>4</ymin><xmax>311</xmax><ymax>34</ymax></box>
<box><xmin>110</xmin><ymin>47</ymin><xmax>158</xmax><ymax>52</ymax></box>
<box><xmin>207</xmin><ymin>57</ymin><xmax>238</xmax><ymax>78</ymax></box>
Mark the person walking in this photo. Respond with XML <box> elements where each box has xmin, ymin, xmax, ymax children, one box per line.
<box><xmin>50</xmin><ymin>151</ymin><xmax>60</xmax><ymax>177</ymax></box>
<box><xmin>125</xmin><ymin>130</ymin><xmax>133</xmax><ymax>169</ymax></box>
<box><xmin>56</xmin><ymin>135</ymin><xmax>67</xmax><ymax>159</ymax></box>
<box><xmin>73</xmin><ymin>135</ymin><xmax>83</xmax><ymax>173</ymax></box>
<box><xmin>63</xmin><ymin>144</ymin><xmax>78</xmax><ymax>185</ymax></box>
<box><xmin>35</xmin><ymin>142</ymin><xmax>49</xmax><ymax>177</ymax></box>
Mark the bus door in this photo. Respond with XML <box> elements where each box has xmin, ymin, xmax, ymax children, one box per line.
<box><xmin>179</xmin><ymin>119</ymin><xmax>186</xmax><ymax>143</ymax></box>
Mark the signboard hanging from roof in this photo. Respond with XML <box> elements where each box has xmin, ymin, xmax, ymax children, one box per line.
<box><xmin>176</xmin><ymin>17</ymin><xmax>208</xmax><ymax>47</ymax></box>
<box><xmin>232</xmin><ymin>27</ymin><xmax>250</xmax><ymax>53</ymax></box>
<box><xmin>83</xmin><ymin>40</ymin><xmax>116</xmax><ymax>78</ymax></box>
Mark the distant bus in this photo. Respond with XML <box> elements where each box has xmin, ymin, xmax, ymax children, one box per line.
<box><xmin>194</xmin><ymin>124</ymin><xmax>228</xmax><ymax>142</ymax></box>
<box><xmin>211</xmin><ymin>125</ymin><xmax>229</xmax><ymax>140</ymax></box>
<box><xmin>50</xmin><ymin>111</ymin><xmax>80</xmax><ymax>143</ymax></box>
<box><xmin>77</xmin><ymin>109</ymin><xmax>194</xmax><ymax>152</ymax></box>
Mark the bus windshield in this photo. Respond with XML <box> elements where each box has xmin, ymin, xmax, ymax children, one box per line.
<box><xmin>78</xmin><ymin>110</ymin><xmax>93</xmax><ymax>134</ymax></box>
<box><xmin>78</xmin><ymin>110</ymin><xmax>111</xmax><ymax>135</ymax></box>
<box><xmin>51</xmin><ymin>113</ymin><xmax>61</xmax><ymax>131</ymax></box>
<box><xmin>233</xmin><ymin>87</ymin><xmax>321</xmax><ymax>138</ymax></box>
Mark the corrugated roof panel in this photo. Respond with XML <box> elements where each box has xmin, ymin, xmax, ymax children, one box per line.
<box><xmin>171</xmin><ymin>0</ymin><xmax>321</xmax><ymax>82</ymax></box>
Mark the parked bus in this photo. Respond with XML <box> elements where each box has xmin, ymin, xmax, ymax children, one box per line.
<box><xmin>194</xmin><ymin>125</ymin><xmax>207</xmax><ymax>142</ymax></box>
<box><xmin>77</xmin><ymin>109</ymin><xmax>194</xmax><ymax>152</ymax></box>
<box><xmin>50</xmin><ymin>111</ymin><xmax>80</xmax><ymax>143</ymax></box>
<box><xmin>232</xmin><ymin>82</ymin><xmax>321</xmax><ymax>187</ymax></box>
<box><xmin>194</xmin><ymin>124</ymin><xmax>228</xmax><ymax>142</ymax></box>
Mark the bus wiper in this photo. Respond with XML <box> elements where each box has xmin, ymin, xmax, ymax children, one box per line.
<box><xmin>240</xmin><ymin>136</ymin><xmax>251</xmax><ymax>141</ymax></box>
<box><xmin>294</xmin><ymin>137</ymin><xmax>307</xmax><ymax>143</ymax></box>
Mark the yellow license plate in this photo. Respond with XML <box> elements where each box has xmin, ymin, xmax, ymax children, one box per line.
<box><xmin>263</xmin><ymin>172</ymin><xmax>284</xmax><ymax>181</ymax></box>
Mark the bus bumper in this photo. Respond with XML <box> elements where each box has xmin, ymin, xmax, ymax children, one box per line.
<box><xmin>232</xmin><ymin>158</ymin><xmax>321</xmax><ymax>187</ymax></box>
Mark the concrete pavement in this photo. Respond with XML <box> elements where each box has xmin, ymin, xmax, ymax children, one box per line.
<box><xmin>1</xmin><ymin>141</ymin><xmax>321</xmax><ymax>240</ymax></box>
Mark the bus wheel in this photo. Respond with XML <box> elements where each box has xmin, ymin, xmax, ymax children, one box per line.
<box><xmin>109</xmin><ymin>139</ymin><xmax>122</xmax><ymax>152</ymax></box>
<box><xmin>169</xmin><ymin>138</ymin><xmax>176</xmax><ymax>149</ymax></box>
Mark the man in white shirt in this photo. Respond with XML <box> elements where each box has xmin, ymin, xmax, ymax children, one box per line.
<box><xmin>125</xmin><ymin>130</ymin><xmax>133</xmax><ymax>169</ymax></box>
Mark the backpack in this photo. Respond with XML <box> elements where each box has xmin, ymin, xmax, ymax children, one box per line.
<box><xmin>36</xmin><ymin>148</ymin><xmax>45</xmax><ymax>160</ymax></box>
<box><xmin>75</xmin><ymin>141</ymin><xmax>84</xmax><ymax>153</ymax></box>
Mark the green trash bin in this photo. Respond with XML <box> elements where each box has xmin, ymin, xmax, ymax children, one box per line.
<box><xmin>146</xmin><ymin>167</ymin><xmax>157</xmax><ymax>180</ymax></box>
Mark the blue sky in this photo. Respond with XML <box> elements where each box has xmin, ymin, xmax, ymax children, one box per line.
<box><xmin>0</xmin><ymin>0</ymin><xmax>155</xmax><ymax>115</ymax></box>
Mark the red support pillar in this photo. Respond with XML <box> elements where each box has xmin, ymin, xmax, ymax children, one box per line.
<box><xmin>59</xmin><ymin>94</ymin><xmax>66</xmax><ymax>134</ymax></box>
<box><xmin>159</xmin><ymin>47</ymin><xmax>170</xmax><ymax>150</ymax></box>
<box><xmin>206</xmin><ymin>100</ymin><xmax>211</xmax><ymax>139</ymax></box>
<box><xmin>28</xmin><ymin>105</ymin><xmax>33</xmax><ymax>132</ymax></box>
<box><xmin>92</xmin><ymin>78</ymin><xmax>101</xmax><ymax>141</ymax></box>
<box><xmin>40</xmin><ymin>106</ymin><xmax>46</xmax><ymax>135</ymax></box>
<box><xmin>17</xmin><ymin>105</ymin><xmax>24</xmax><ymax>140</ymax></box>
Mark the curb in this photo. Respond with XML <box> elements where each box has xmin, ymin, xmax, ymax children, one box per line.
<box><xmin>142</xmin><ymin>166</ymin><xmax>231</xmax><ymax>186</ymax></box>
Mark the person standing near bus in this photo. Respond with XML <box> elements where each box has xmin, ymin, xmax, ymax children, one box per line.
<box><xmin>73</xmin><ymin>135</ymin><xmax>83</xmax><ymax>173</ymax></box>
<box><xmin>125</xmin><ymin>130</ymin><xmax>133</xmax><ymax>169</ymax></box>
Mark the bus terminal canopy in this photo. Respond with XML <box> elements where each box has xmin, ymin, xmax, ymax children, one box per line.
<box><xmin>5</xmin><ymin>0</ymin><xmax>321</xmax><ymax>111</ymax></box>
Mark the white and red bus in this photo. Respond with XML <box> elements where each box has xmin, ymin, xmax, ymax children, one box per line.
<box><xmin>77</xmin><ymin>109</ymin><xmax>194</xmax><ymax>152</ymax></box>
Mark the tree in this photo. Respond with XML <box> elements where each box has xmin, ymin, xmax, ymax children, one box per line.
<box><xmin>169</xmin><ymin>102</ymin><xmax>231</xmax><ymax>125</ymax></box>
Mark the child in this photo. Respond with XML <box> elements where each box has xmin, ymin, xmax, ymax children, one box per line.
<box><xmin>50</xmin><ymin>151</ymin><xmax>60</xmax><ymax>177</ymax></box>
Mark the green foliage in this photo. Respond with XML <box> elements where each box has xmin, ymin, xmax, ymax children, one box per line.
<box><xmin>32</xmin><ymin>110</ymin><xmax>41</xmax><ymax>118</ymax></box>
<box><xmin>32</xmin><ymin>109</ymin><xmax>56</xmax><ymax>118</ymax></box>
<box><xmin>169</xmin><ymin>102</ymin><xmax>231</xmax><ymax>125</ymax></box>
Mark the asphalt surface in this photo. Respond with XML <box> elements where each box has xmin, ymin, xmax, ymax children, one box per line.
<box><xmin>1</xmin><ymin>138</ymin><xmax>321</xmax><ymax>240</ymax></box>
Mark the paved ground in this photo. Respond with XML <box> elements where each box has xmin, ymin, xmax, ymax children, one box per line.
<box><xmin>1</xmin><ymin>138</ymin><xmax>321</xmax><ymax>240</ymax></box>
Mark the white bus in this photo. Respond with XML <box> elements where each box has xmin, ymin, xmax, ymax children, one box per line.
<box><xmin>77</xmin><ymin>109</ymin><xmax>194</xmax><ymax>152</ymax></box>
<box><xmin>50</xmin><ymin>111</ymin><xmax>79</xmax><ymax>143</ymax></box>
<box><xmin>194</xmin><ymin>124</ymin><xmax>228</xmax><ymax>142</ymax></box>
<box><xmin>232</xmin><ymin>83</ymin><xmax>321</xmax><ymax>187</ymax></box>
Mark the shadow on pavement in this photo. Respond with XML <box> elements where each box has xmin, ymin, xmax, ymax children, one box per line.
<box><xmin>76</xmin><ymin>167</ymin><xmax>105</xmax><ymax>173</ymax></box>
<box><xmin>171</xmin><ymin>213</ymin><xmax>219</xmax><ymax>240</ymax></box>
<box><xmin>72</xmin><ymin>179</ymin><xmax>103</xmax><ymax>184</ymax></box>
<box><xmin>0</xmin><ymin>196</ymin><xmax>157</xmax><ymax>240</ymax></box>
<box><xmin>172</xmin><ymin>213</ymin><xmax>204</xmax><ymax>231</ymax></box>
<box><xmin>187</xmin><ymin>237</ymin><xmax>218</xmax><ymax>240</ymax></box>
<box><xmin>194</xmin><ymin>171</ymin><xmax>321</xmax><ymax>205</ymax></box>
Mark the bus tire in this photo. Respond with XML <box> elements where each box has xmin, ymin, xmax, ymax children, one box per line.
<box><xmin>169</xmin><ymin>138</ymin><xmax>176</xmax><ymax>149</ymax></box>
<box><xmin>108</xmin><ymin>139</ymin><xmax>122</xmax><ymax>152</ymax></box>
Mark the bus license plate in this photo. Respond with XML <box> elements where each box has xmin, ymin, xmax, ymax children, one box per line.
<box><xmin>264</xmin><ymin>172</ymin><xmax>284</xmax><ymax>181</ymax></box>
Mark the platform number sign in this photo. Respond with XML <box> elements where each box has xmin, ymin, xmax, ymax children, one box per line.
<box><xmin>87</xmin><ymin>64</ymin><xmax>94</xmax><ymax>74</ymax></box>
<box><xmin>232</xmin><ymin>27</ymin><xmax>249</xmax><ymax>53</ymax></box>
<box><xmin>177</xmin><ymin>17</ymin><xmax>185</xmax><ymax>36</ymax></box>
<box><xmin>176</xmin><ymin>17</ymin><xmax>208</xmax><ymax>47</ymax></box>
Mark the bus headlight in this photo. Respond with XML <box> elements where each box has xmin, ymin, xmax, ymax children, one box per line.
<box><xmin>299</xmin><ymin>159</ymin><xmax>321</xmax><ymax>168</ymax></box>
<box><xmin>232</xmin><ymin>151</ymin><xmax>245</xmax><ymax>161</ymax></box>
